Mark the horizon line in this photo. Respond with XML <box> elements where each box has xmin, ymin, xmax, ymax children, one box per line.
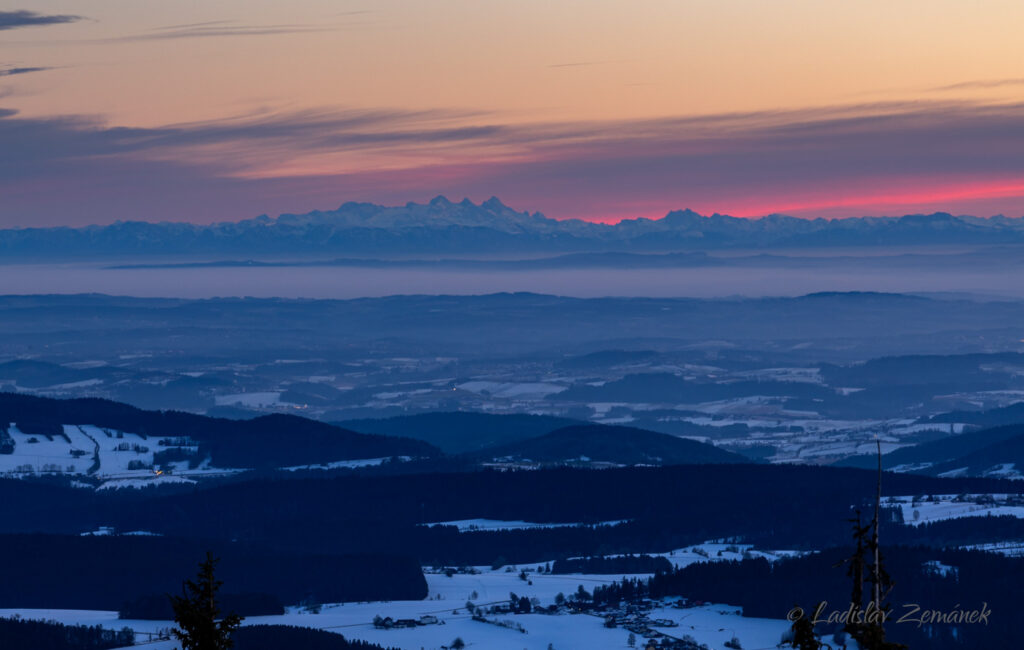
<box><xmin>1</xmin><ymin>195</ymin><xmax>1020</xmax><ymax>231</ymax></box>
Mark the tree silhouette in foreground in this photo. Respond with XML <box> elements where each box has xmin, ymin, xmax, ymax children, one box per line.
<box><xmin>170</xmin><ymin>552</ymin><xmax>244</xmax><ymax>650</ymax></box>
<box><xmin>789</xmin><ymin>441</ymin><xmax>907</xmax><ymax>650</ymax></box>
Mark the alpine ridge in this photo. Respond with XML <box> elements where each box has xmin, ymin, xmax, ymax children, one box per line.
<box><xmin>2</xmin><ymin>197</ymin><xmax>1023</xmax><ymax>259</ymax></box>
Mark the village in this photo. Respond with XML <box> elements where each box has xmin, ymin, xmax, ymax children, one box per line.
<box><xmin>373</xmin><ymin>578</ymin><xmax>736</xmax><ymax>650</ymax></box>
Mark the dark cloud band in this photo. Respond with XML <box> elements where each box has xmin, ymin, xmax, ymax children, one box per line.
<box><xmin>2</xmin><ymin>99</ymin><xmax>1024</xmax><ymax>225</ymax></box>
<box><xmin>0</xmin><ymin>10</ymin><xmax>81</xmax><ymax>31</ymax></box>
<box><xmin>0</xmin><ymin>66</ymin><xmax>52</xmax><ymax>77</ymax></box>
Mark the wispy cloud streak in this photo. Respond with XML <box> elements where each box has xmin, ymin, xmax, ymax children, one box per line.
<box><xmin>3</xmin><ymin>99</ymin><xmax>1024</xmax><ymax>225</ymax></box>
<box><xmin>934</xmin><ymin>78</ymin><xmax>1024</xmax><ymax>91</ymax></box>
<box><xmin>135</xmin><ymin>22</ymin><xmax>333</xmax><ymax>41</ymax></box>
<box><xmin>85</xmin><ymin>17</ymin><xmax>368</xmax><ymax>44</ymax></box>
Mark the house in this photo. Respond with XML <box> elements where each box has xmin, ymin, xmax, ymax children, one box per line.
<box><xmin>418</xmin><ymin>615</ymin><xmax>439</xmax><ymax>625</ymax></box>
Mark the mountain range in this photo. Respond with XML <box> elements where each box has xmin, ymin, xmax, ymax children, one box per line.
<box><xmin>3</xmin><ymin>196</ymin><xmax>1024</xmax><ymax>259</ymax></box>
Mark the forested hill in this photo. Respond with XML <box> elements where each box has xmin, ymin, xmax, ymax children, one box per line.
<box><xmin>471</xmin><ymin>424</ymin><xmax>747</xmax><ymax>465</ymax></box>
<box><xmin>837</xmin><ymin>423</ymin><xmax>1024</xmax><ymax>475</ymax></box>
<box><xmin>4</xmin><ymin>464</ymin><xmax>1018</xmax><ymax>561</ymax></box>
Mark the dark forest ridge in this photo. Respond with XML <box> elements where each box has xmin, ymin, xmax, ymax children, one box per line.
<box><xmin>469</xmin><ymin>424</ymin><xmax>746</xmax><ymax>465</ymax></box>
<box><xmin>3</xmin><ymin>196</ymin><xmax>1024</xmax><ymax>259</ymax></box>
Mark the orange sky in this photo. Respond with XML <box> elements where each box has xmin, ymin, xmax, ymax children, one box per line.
<box><xmin>3</xmin><ymin>1</ymin><xmax>1024</xmax><ymax>225</ymax></box>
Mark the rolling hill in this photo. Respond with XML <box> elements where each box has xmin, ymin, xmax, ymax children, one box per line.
<box><xmin>472</xmin><ymin>423</ymin><xmax>747</xmax><ymax>466</ymax></box>
<box><xmin>924</xmin><ymin>402</ymin><xmax>1024</xmax><ymax>429</ymax></box>
<box><xmin>836</xmin><ymin>423</ymin><xmax>1024</xmax><ymax>478</ymax></box>
<box><xmin>0</xmin><ymin>393</ymin><xmax>437</xmax><ymax>482</ymax></box>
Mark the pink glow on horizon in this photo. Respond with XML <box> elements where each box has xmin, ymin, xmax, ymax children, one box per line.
<box><xmin>5</xmin><ymin>2</ymin><xmax>1024</xmax><ymax>227</ymax></box>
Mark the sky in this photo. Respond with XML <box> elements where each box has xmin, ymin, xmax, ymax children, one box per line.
<box><xmin>2</xmin><ymin>0</ymin><xmax>1024</xmax><ymax>227</ymax></box>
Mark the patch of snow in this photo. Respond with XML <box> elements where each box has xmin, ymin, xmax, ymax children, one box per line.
<box><xmin>214</xmin><ymin>392</ymin><xmax>282</xmax><ymax>407</ymax></box>
<box><xmin>422</xmin><ymin>519</ymin><xmax>629</xmax><ymax>532</ymax></box>
<box><xmin>95</xmin><ymin>475</ymin><xmax>197</xmax><ymax>490</ymax></box>
<box><xmin>892</xmin><ymin>494</ymin><xmax>1024</xmax><ymax>526</ymax></box>
<box><xmin>922</xmin><ymin>560</ymin><xmax>958</xmax><ymax>578</ymax></box>
<box><xmin>281</xmin><ymin>457</ymin><xmax>405</xmax><ymax>472</ymax></box>
<box><xmin>458</xmin><ymin>381</ymin><xmax>566</xmax><ymax>399</ymax></box>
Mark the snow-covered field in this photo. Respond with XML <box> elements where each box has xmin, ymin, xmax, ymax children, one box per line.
<box><xmin>421</xmin><ymin>519</ymin><xmax>629</xmax><ymax>532</ymax></box>
<box><xmin>961</xmin><ymin>541</ymin><xmax>1024</xmax><ymax>557</ymax></box>
<box><xmin>3</xmin><ymin>604</ymin><xmax>791</xmax><ymax>650</ymax></box>
<box><xmin>1</xmin><ymin>570</ymin><xmax>794</xmax><ymax>650</ymax></box>
<box><xmin>457</xmin><ymin>381</ymin><xmax>567</xmax><ymax>399</ymax></box>
<box><xmin>981</xmin><ymin>463</ymin><xmax>1024</xmax><ymax>479</ymax></box>
<box><xmin>281</xmin><ymin>457</ymin><xmax>395</xmax><ymax>472</ymax></box>
<box><xmin>214</xmin><ymin>392</ymin><xmax>282</xmax><ymax>407</ymax></box>
<box><xmin>0</xmin><ymin>424</ymin><xmax>193</xmax><ymax>479</ymax></box>
<box><xmin>0</xmin><ymin>423</ymin><xmax>245</xmax><ymax>487</ymax></box>
<box><xmin>732</xmin><ymin>367</ymin><xmax>823</xmax><ymax>384</ymax></box>
<box><xmin>95</xmin><ymin>475</ymin><xmax>198</xmax><ymax>491</ymax></box>
<box><xmin>0</xmin><ymin>424</ymin><xmax>95</xmax><ymax>475</ymax></box>
<box><xmin>891</xmin><ymin>494</ymin><xmax>1024</xmax><ymax>525</ymax></box>
<box><xmin>0</xmin><ymin>542</ymin><xmax>813</xmax><ymax>650</ymax></box>
<box><xmin>0</xmin><ymin>421</ymin><xmax>390</xmax><ymax>487</ymax></box>
<box><xmin>643</xmin><ymin>543</ymin><xmax>807</xmax><ymax>569</ymax></box>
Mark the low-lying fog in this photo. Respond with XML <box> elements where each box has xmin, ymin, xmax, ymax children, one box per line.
<box><xmin>2</xmin><ymin>261</ymin><xmax>1023</xmax><ymax>299</ymax></box>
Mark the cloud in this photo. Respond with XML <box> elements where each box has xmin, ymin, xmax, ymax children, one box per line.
<box><xmin>138</xmin><ymin>23</ymin><xmax>331</xmax><ymax>40</ymax></box>
<box><xmin>95</xmin><ymin>17</ymin><xmax>368</xmax><ymax>44</ymax></box>
<box><xmin>934</xmin><ymin>78</ymin><xmax>1024</xmax><ymax>92</ymax></box>
<box><xmin>0</xmin><ymin>10</ymin><xmax>81</xmax><ymax>31</ymax></box>
<box><xmin>0</xmin><ymin>66</ymin><xmax>52</xmax><ymax>77</ymax></box>
<box><xmin>3</xmin><ymin>99</ymin><xmax>1024</xmax><ymax>225</ymax></box>
<box><xmin>153</xmin><ymin>20</ymin><xmax>236</xmax><ymax>31</ymax></box>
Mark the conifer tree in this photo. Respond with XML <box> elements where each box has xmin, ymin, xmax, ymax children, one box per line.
<box><xmin>170</xmin><ymin>552</ymin><xmax>243</xmax><ymax>650</ymax></box>
<box><xmin>790</xmin><ymin>612</ymin><xmax>824</xmax><ymax>650</ymax></box>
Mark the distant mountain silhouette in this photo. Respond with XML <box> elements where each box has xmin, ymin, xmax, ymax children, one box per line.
<box><xmin>3</xmin><ymin>196</ymin><xmax>1023</xmax><ymax>259</ymax></box>
<box><xmin>472</xmin><ymin>423</ymin><xmax>747</xmax><ymax>465</ymax></box>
